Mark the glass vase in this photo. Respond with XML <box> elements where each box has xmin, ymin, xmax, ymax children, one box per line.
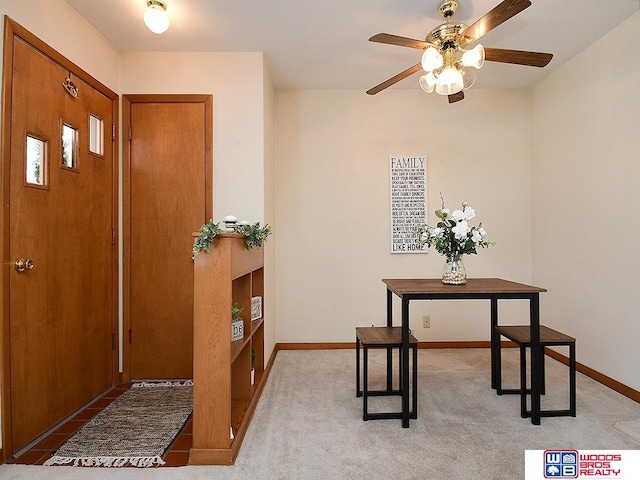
<box><xmin>442</xmin><ymin>255</ymin><xmax>467</xmax><ymax>285</ymax></box>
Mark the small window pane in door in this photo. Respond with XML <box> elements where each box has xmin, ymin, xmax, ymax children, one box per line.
<box><xmin>25</xmin><ymin>134</ymin><xmax>48</xmax><ymax>187</ymax></box>
<box><xmin>61</xmin><ymin>123</ymin><xmax>78</xmax><ymax>169</ymax></box>
<box><xmin>89</xmin><ymin>114</ymin><xmax>104</xmax><ymax>157</ymax></box>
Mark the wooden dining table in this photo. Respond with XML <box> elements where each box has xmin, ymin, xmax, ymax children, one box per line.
<box><xmin>382</xmin><ymin>278</ymin><xmax>547</xmax><ymax>427</ymax></box>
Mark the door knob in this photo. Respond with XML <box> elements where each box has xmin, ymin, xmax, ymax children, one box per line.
<box><xmin>15</xmin><ymin>258</ymin><xmax>34</xmax><ymax>273</ymax></box>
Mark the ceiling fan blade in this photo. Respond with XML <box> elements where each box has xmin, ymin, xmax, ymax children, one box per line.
<box><xmin>448</xmin><ymin>92</ymin><xmax>465</xmax><ymax>103</ymax></box>
<box><xmin>369</xmin><ymin>33</ymin><xmax>430</xmax><ymax>50</ymax></box>
<box><xmin>456</xmin><ymin>0</ymin><xmax>531</xmax><ymax>45</ymax></box>
<box><xmin>366</xmin><ymin>63</ymin><xmax>423</xmax><ymax>95</ymax></box>
<box><xmin>484</xmin><ymin>47</ymin><xmax>552</xmax><ymax>67</ymax></box>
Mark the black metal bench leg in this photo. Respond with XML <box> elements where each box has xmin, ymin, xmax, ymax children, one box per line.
<box><xmin>387</xmin><ymin>346</ymin><xmax>394</xmax><ymax>392</ymax></box>
<box><xmin>520</xmin><ymin>345</ymin><xmax>527</xmax><ymax>418</ymax></box>
<box><xmin>411</xmin><ymin>343</ymin><xmax>418</xmax><ymax>419</ymax></box>
<box><xmin>399</xmin><ymin>346</ymin><xmax>405</xmax><ymax>391</ymax></box>
<box><xmin>363</xmin><ymin>346</ymin><xmax>369</xmax><ymax>420</ymax></box>
<box><xmin>541</xmin><ymin>347</ymin><xmax>546</xmax><ymax>395</ymax></box>
<box><xmin>356</xmin><ymin>334</ymin><xmax>361</xmax><ymax>397</ymax></box>
<box><xmin>496</xmin><ymin>336</ymin><xmax>503</xmax><ymax>395</ymax></box>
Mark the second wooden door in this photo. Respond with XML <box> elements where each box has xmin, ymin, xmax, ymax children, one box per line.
<box><xmin>125</xmin><ymin>95</ymin><xmax>212</xmax><ymax>380</ymax></box>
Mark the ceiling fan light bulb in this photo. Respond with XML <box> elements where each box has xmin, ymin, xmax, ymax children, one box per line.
<box><xmin>419</xmin><ymin>73</ymin><xmax>436</xmax><ymax>93</ymax></box>
<box><xmin>461</xmin><ymin>44</ymin><xmax>485</xmax><ymax>69</ymax></box>
<box><xmin>435</xmin><ymin>67</ymin><xmax>463</xmax><ymax>95</ymax></box>
<box><xmin>144</xmin><ymin>1</ymin><xmax>170</xmax><ymax>34</ymax></box>
<box><xmin>421</xmin><ymin>47</ymin><xmax>443</xmax><ymax>72</ymax></box>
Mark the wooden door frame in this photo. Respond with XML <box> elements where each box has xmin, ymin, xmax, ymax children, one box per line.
<box><xmin>0</xmin><ymin>17</ymin><xmax>120</xmax><ymax>460</ymax></box>
<box><xmin>122</xmin><ymin>94</ymin><xmax>213</xmax><ymax>382</ymax></box>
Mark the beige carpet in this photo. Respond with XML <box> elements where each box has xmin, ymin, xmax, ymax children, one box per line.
<box><xmin>1</xmin><ymin>348</ymin><xmax>639</xmax><ymax>479</ymax></box>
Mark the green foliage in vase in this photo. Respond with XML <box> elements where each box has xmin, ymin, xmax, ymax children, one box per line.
<box><xmin>234</xmin><ymin>222</ymin><xmax>272</xmax><ymax>250</ymax></box>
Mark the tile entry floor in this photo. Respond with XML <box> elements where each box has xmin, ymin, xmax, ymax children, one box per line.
<box><xmin>11</xmin><ymin>384</ymin><xmax>192</xmax><ymax>467</ymax></box>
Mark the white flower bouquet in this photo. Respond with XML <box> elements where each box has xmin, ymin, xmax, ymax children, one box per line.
<box><xmin>417</xmin><ymin>196</ymin><xmax>493</xmax><ymax>260</ymax></box>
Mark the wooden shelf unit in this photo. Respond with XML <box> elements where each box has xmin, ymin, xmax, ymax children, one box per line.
<box><xmin>190</xmin><ymin>233</ymin><xmax>265</xmax><ymax>465</ymax></box>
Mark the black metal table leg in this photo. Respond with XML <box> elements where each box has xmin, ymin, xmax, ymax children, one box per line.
<box><xmin>401</xmin><ymin>297</ymin><xmax>410</xmax><ymax>428</ymax></box>
<box><xmin>530</xmin><ymin>294</ymin><xmax>541</xmax><ymax>425</ymax></box>
<box><xmin>386</xmin><ymin>288</ymin><xmax>393</xmax><ymax>392</ymax></box>
<box><xmin>490</xmin><ymin>297</ymin><xmax>498</xmax><ymax>389</ymax></box>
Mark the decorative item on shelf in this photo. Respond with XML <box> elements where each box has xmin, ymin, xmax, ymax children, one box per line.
<box><xmin>192</xmin><ymin>219</ymin><xmax>272</xmax><ymax>256</ymax></box>
<box><xmin>417</xmin><ymin>193</ymin><xmax>493</xmax><ymax>285</ymax></box>
<box><xmin>224</xmin><ymin>215</ymin><xmax>238</xmax><ymax>232</ymax></box>
<box><xmin>231</xmin><ymin>303</ymin><xmax>244</xmax><ymax>342</ymax></box>
<box><xmin>251</xmin><ymin>296</ymin><xmax>262</xmax><ymax>321</ymax></box>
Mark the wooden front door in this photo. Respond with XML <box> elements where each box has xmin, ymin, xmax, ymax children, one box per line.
<box><xmin>124</xmin><ymin>96</ymin><xmax>212</xmax><ymax>380</ymax></box>
<box><xmin>5</xmin><ymin>32</ymin><xmax>117</xmax><ymax>453</ymax></box>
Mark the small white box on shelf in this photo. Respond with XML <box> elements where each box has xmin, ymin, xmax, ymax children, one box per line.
<box><xmin>231</xmin><ymin>320</ymin><xmax>244</xmax><ymax>342</ymax></box>
<box><xmin>251</xmin><ymin>296</ymin><xmax>262</xmax><ymax>321</ymax></box>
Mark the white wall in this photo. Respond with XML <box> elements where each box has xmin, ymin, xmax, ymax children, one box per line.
<box><xmin>274</xmin><ymin>89</ymin><xmax>533</xmax><ymax>343</ymax></box>
<box><xmin>263</xmin><ymin>59</ymin><xmax>277</xmax><ymax>361</ymax></box>
<box><xmin>531</xmin><ymin>12</ymin><xmax>640</xmax><ymax>391</ymax></box>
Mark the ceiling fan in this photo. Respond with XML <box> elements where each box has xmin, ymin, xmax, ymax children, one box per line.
<box><xmin>366</xmin><ymin>0</ymin><xmax>553</xmax><ymax>103</ymax></box>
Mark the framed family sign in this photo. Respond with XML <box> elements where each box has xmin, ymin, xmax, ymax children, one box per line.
<box><xmin>389</xmin><ymin>156</ymin><xmax>428</xmax><ymax>254</ymax></box>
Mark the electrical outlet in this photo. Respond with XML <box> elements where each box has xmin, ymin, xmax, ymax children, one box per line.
<box><xmin>423</xmin><ymin>315</ymin><xmax>431</xmax><ymax>328</ymax></box>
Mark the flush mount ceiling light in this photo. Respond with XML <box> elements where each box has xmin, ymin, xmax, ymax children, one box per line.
<box><xmin>144</xmin><ymin>0</ymin><xmax>170</xmax><ymax>34</ymax></box>
<box><xmin>366</xmin><ymin>0</ymin><xmax>553</xmax><ymax>103</ymax></box>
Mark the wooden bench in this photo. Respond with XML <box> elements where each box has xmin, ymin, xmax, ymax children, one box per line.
<box><xmin>355</xmin><ymin>326</ymin><xmax>418</xmax><ymax>421</ymax></box>
<box><xmin>495</xmin><ymin>325</ymin><xmax>576</xmax><ymax>418</ymax></box>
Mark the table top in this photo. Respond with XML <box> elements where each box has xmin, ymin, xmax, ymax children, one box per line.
<box><xmin>382</xmin><ymin>278</ymin><xmax>547</xmax><ymax>296</ymax></box>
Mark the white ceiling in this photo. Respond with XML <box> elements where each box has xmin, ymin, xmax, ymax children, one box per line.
<box><xmin>65</xmin><ymin>0</ymin><xmax>639</xmax><ymax>91</ymax></box>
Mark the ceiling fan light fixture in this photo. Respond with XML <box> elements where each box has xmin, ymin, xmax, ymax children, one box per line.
<box><xmin>461</xmin><ymin>44</ymin><xmax>485</xmax><ymax>69</ymax></box>
<box><xmin>462</xmin><ymin>68</ymin><xmax>477</xmax><ymax>90</ymax></box>
<box><xmin>366</xmin><ymin>0</ymin><xmax>553</xmax><ymax>100</ymax></box>
<box><xmin>421</xmin><ymin>47</ymin><xmax>443</xmax><ymax>72</ymax></box>
<box><xmin>435</xmin><ymin>66</ymin><xmax>464</xmax><ymax>95</ymax></box>
<box><xmin>144</xmin><ymin>0</ymin><xmax>170</xmax><ymax>34</ymax></box>
<box><xmin>419</xmin><ymin>73</ymin><xmax>437</xmax><ymax>93</ymax></box>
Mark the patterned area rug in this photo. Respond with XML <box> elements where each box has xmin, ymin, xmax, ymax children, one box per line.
<box><xmin>44</xmin><ymin>381</ymin><xmax>193</xmax><ymax>468</ymax></box>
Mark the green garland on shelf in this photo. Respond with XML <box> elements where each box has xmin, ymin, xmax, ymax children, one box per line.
<box><xmin>192</xmin><ymin>220</ymin><xmax>272</xmax><ymax>257</ymax></box>
<box><xmin>192</xmin><ymin>220</ymin><xmax>225</xmax><ymax>256</ymax></box>
<box><xmin>233</xmin><ymin>222</ymin><xmax>272</xmax><ymax>250</ymax></box>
